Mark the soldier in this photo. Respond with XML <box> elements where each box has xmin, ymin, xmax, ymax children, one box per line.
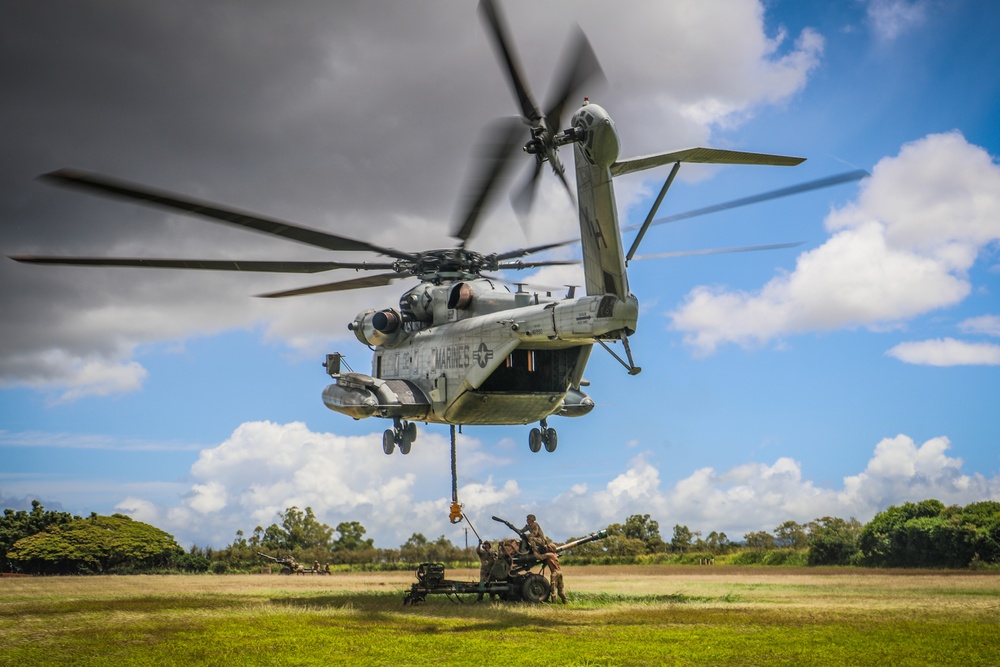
<box><xmin>540</xmin><ymin>542</ymin><xmax>566</xmax><ymax>604</ymax></box>
<box><xmin>476</xmin><ymin>540</ymin><xmax>496</xmax><ymax>602</ymax></box>
<box><xmin>520</xmin><ymin>514</ymin><xmax>547</xmax><ymax>555</ymax></box>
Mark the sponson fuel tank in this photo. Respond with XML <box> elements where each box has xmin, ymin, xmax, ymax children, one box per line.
<box><xmin>322</xmin><ymin>373</ymin><xmax>378</xmax><ymax>419</ymax></box>
<box><xmin>322</xmin><ymin>372</ymin><xmax>431</xmax><ymax>421</ymax></box>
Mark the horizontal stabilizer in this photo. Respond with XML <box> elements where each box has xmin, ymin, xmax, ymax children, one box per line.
<box><xmin>610</xmin><ymin>147</ymin><xmax>805</xmax><ymax>177</ymax></box>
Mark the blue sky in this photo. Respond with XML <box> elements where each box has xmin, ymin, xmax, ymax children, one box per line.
<box><xmin>2</xmin><ymin>0</ymin><xmax>998</xmax><ymax>549</ymax></box>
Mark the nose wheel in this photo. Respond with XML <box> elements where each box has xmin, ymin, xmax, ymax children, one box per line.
<box><xmin>528</xmin><ymin>419</ymin><xmax>557</xmax><ymax>453</ymax></box>
<box><xmin>382</xmin><ymin>418</ymin><xmax>417</xmax><ymax>455</ymax></box>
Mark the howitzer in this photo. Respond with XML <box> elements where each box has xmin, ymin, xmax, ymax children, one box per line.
<box><xmin>402</xmin><ymin>520</ymin><xmax>609</xmax><ymax>606</ymax></box>
<box><xmin>491</xmin><ymin>516</ymin><xmax>608</xmax><ymax>576</ymax></box>
<box><xmin>257</xmin><ymin>551</ymin><xmax>300</xmax><ymax>575</ymax></box>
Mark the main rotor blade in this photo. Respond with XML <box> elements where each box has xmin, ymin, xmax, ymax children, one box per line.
<box><xmin>9</xmin><ymin>256</ymin><xmax>396</xmax><ymax>273</ymax></box>
<box><xmin>256</xmin><ymin>273</ymin><xmax>402</xmax><ymax>298</ymax></box>
<box><xmin>479</xmin><ymin>0</ymin><xmax>541</xmax><ymax>124</ymax></box>
<box><xmin>497</xmin><ymin>258</ymin><xmax>580</xmax><ymax>270</ymax></box>
<box><xmin>493</xmin><ymin>237</ymin><xmax>580</xmax><ymax>262</ymax></box>
<box><xmin>40</xmin><ymin>169</ymin><xmax>416</xmax><ymax>261</ymax></box>
<box><xmin>631</xmin><ymin>241</ymin><xmax>803</xmax><ymax>261</ymax></box>
<box><xmin>453</xmin><ymin>117</ymin><xmax>526</xmax><ymax>243</ymax></box>
<box><xmin>622</xmin><ymin>169</ymin><xmax>868</xmax><ymax>233</ymax></box>
<box><xmin>543</xmin><ymin>26</ymin><xmax>604</xmax><ymax>133</ymax></box>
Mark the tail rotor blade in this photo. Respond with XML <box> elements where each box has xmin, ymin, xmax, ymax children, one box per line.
<box><xmin>511</xmin><ymin>159</ymin><xmax>544</xmax><ymax>219</ymax></box>
<box><xmin>623</xmin><ymin>169</ymin><xmax>869</xmax><ymax>233</ymax></box>
<box><xmin>479</xmin><ymin>0</ymin><xmax>540</xmax><ymax>123</ymax></box>
<box><xmin>544</xmin><ymin>27</ymin><xmax>605</xmax><ymax>132</ymax></box>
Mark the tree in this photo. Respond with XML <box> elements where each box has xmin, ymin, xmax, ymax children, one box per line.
<box><xmin>858</xmin><ymin>500</ymin><xmax>944</xmax><ymax>567</ymax></box>
<box><xmin>774</xmin><ymin>521</ymin><xmax>809</xmax><ymax>549</ymax></box>
<box><xmin>1</xmin><ymin>500</ymin><xmax>78</xmax><ymax>572</ymax></box>
<box><xmin>704</xmin><ymin>531</ymin><xmax>732</xmax><ymax>554</ymax></box>
<box><xmin>7</xmin><ymin>513</ymin><xmax>183</xmax><ymax>574</ymax></box>
<box><xmin>400</xmin><ymin>533</ymin><xmax>429</xmax><ymax>563</ymax></box>
<box><xmin>333</xmin><ymin>521</ymin><xmax>373</xmax><ymax>552</ymax></box>
<box><xmin>807</xmin><ymin>516</ymin><xmax>861</xmax><ymax>565</ymax></box>
<box><xmin>670</xmin><ymin>524</ymin><xmax>697</xmax><ymax>553</ymax></box>
<box><xmin>623</xmin><ymin>514</ymin><xmax>664</xmax><ymax>553</ymax></box>
<box><xmin>743</xmin><ymin>531</ymin><xmax>775</xmax><ymax>551</ymax></box>
<box><xmin>279</xmin><ymin>506</ymin><xmax>334</xmax><ymax>551</ymax></box>
<box><xmin>257</xmin><ymin>506</ymin><xmax>335</xmax><ymax>553</ymax></box>
<box><xmin>858</xmin><ymin>500</ymin><xmax>999</xmax><ymax>568</ymax></box>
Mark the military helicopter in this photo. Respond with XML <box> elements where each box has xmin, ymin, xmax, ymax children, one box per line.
<box><xmin>11</xmin><ymin>1</ymin><xmax>862</xmax><ymax>487</ymax></box>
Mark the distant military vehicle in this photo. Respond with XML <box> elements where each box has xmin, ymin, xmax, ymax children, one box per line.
<box><xmin>402</xmin><ymin>517</ymin><xmax>606</xmax><ymax>605</ymax></box>
<box><xmin>257</xmin><ymin>552</ymin><xmax>330</xmax><ymax>575</ymax></box>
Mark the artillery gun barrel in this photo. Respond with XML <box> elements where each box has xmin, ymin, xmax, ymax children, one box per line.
<box><xmin>491</xmin><ymin>515</ymin><xmax>524</xmax><ymax>536</ymax></box>
<box><xmin>555</xmin><ymin>529</ymin><xmax>608</xmax><ymax>553</ymax></box>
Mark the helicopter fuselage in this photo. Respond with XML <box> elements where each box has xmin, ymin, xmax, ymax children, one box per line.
<box><xmin>323</xmin><ymin>275</ymin><xmax>638</xmax><ymax>427</ymax></box>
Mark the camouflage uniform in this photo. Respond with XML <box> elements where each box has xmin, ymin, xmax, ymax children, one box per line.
<box><xmin>476</xmin><ymin>542</ymin><xmax>496</xmax><ymax>601</ymax></box>
<box><xmin>521</xmin><ymin>514</ymin><xmax>547</xmax><ymax>554</ymax></box>
<box><xmin>541</xmin><ymin>546</ymin><xmax>566</xmax><ymax>603</ymax></box>
<box><xmin>476</xmin><ymin>542</ymin><xmax>496</xmax><ymax>582</ymax></box>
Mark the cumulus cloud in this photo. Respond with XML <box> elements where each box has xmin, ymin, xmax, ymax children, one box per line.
<box><xmin>670</xmin><ymin>132</ymin><xmax>1000</xmax><ymax>354</ymax></box>
<box><xmin>118</xmin><ymin>421</ymin><xmax>519</xmax><ymax>547</ymax></box>
<box><xmin>550</xmin><ymin>434</ymin><xmax>998</xmax><ymax>539</ymax></box>
<box><xmin>114</xmin><ymin>421</ymin><xmax>999</xmax><ymax>548</ymax></box>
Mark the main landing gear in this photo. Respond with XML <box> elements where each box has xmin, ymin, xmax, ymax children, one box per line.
<box><xmin>382</xmin><ymin>417</ymin><xmax>417</xmax><ymax>455</ymax></box>
<box><xmin>528</xmin><ymin>418</ymin><xmax>557</xmax><ymax>453</ymax></box>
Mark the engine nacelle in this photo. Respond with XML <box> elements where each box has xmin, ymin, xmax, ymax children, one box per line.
<box><xmin>400</xmin><ymin>283</ymin><xmax>435</xmax><ymax>322</ymax></box>
<box><xmin>349</xmin><ymin>308</ymin><xmax>404</xmax><ymax>347</ymax></box>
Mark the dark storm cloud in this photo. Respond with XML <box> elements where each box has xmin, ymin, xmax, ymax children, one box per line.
<box><xmin>1</xmin><ymin>1</ymin><xmax>822</xmax><ymax>395</ymax></box>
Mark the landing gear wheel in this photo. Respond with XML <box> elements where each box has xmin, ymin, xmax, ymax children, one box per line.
<box><xmin>528</xmin><ymin>428</ymin><xmax>542</xmax><ymax>453</ymax></box>
<box><xmin>405</xmin><ymin>421</ymin><xmax>417</xmax><ymax>443</ymax></box>
<box><xmin>521</xmin><ymin>574</ymin><xmax>551</xmax><ymax>603</ymax></box>
<box><xmin>543</xmin><ymin>428</ymin><xmax>558</xmax><ymax>453</ymax></box>
<box><xmin>398</xmin><ymin>429</ymin><xmax>412</xmax><ymax>455</ymax></box>
<box><xmin>382</xmin><ymin>429</ymin><xmax>395</xmax><ymax>455</ymax></box>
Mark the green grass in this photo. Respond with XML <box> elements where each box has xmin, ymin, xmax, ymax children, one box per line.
<box><xmin>2</xmin><ymin>569</ymin><xmax>998</xmax><ymax>666</ymax></box>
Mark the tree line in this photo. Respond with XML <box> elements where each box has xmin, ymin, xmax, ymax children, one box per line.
<box><xmin>564</xmin><ymin>501</ymin><xmax>999</xmax><ymax>568</ymax></box>
<box><xmin>3</xmin><ymin>498</ymin><xmax>998</xmax><ymax>574</ymax></box>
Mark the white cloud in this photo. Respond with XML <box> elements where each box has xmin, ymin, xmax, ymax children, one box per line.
<box><xmin>866</xmin><ymin>0</ymin><xmax>929</xmax><ymax>41</ymax></box>
<box><xmin>670</xmin><ymin>132</ymin><xmax>1000</xmax><ymax>354</ymax></box>
<box><xmin>959</xmin><ymin>315</ymin><xmax>1000</xmax><ymax>337</ymax></box>
<box><xmin>0</xmin><ymin>348</ymin><xmax>149</xmax><ymax>403</ymax></box>
<box><xmin>585</xmin><ymin>434</ymin><xmax>998</xmax><ymax>538</ymax></box>
<box><xmin>115</xmin><ymin>422</ymin><xmax>999</xmax><ymax>547</ymax></box>
<box><xmin>886</xmin><ymin>338</ymin><xmax>1000</xmax><ymax>366</ymax></box>
<box><xmin>118</xmin><ymin>421</ymin><xmax>519</xmax><ymax>547</ymax></box>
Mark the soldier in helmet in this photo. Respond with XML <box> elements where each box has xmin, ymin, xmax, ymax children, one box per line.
<box><xmin>520</xmin><ymin>514</ymin><xmax>547</xmax><ymax>555</ymax></box>
<box><xmin>540</xmin><ymin>542</ymin><xmax>566</xmax><ymax>604</ymax></box>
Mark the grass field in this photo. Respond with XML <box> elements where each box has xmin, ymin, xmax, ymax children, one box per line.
<box><xmin>2</xmin><ymin>566</ymin><xmax>998</xmax><ymax>666</ymax></box>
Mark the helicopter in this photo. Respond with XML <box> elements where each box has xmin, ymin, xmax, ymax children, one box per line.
<box><xmin>10</xmin><ymin>1</ymin><xmax>862</xmax><ymax>482</ymax></box>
